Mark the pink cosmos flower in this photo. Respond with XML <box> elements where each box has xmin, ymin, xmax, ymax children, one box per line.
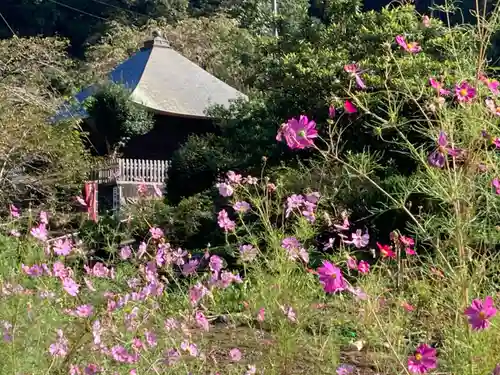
<box><xmin>181</xmin><ymin>259</ymin><xmax>199</xmax><ymax>276</ymax></box>
<box><xmin>407</xmin><ymin>344</ymin><xmax>437</xmax><ymax>374</ymax></box>
<box><xmin>492</xmin><ymin>364</ymin><xmax>500</xmax><ymax>375</ymax></box>
<box><xmin>73</xmin><ymin>304</ymin><xmax>94</xmax><ymax>317</ymax></box>
<box><xmin>479</xmin><ymin>74</ymin><xmax>500</xmax><ymax>95</ymax></box>
<box><xmin>244</xmin><ymin>175</ymin><xmax>258</xmax><ymax>184</ymax></box>
<box><xmin>22</xmin><ymin>264</ymin><xmax>44</xmax><ymax>277</ymax></box>
<box><xmin>137</xmin><ymin>241</ymin><xmax>147</xmax><ymax>258</ymax></box>
<box><xmin>317</xmin><ymin>260</ymin><xmax>346</xmax><ymax>293</ymax></box>
<box><xmin>53</xmin><ymin>261</ymin><xmax>71</xmax><ymax>278</ymax></box>
<box><xmin>149</xmin><ymin>227</ymin><xmax>164</xmax><ymax>240</ymax></box>
<box><xmin>286</xmin><ymin>194</ymin><xmax>305</xmax><ymax>217</ymax></box>
<box><xmin>334</xmin><ymin>212</ymin><xmax>350</xmax><ymax>231</ymax></box>
<box><xmin>92</xmin><ymin>320</ymin><xmax>102</xmax><ymax>345</ymax></box>
<box><xmin>240</xmin><ymin>244</ymin><xmax>258</xmax><ymax>262</ymax></box>
<box><xmin>328</xmin><ymin>105</ymin><xmax>336</xmax><ymax>119</ymax></box>
<box><xmin>464</xmin><ymin>296</ymin><xmax>497</xmax><ymax>330</ymax></box>
<box><xmin>53</xmin><ymin>238</ymin><xmax>73</xmax><ymax>256</ymax></box>
<box><xmin>344</xmin><ymin>63</ymin><xmax>366</xmax><ymax>89</ymax></box>
<box><xmin>119</xmin><ymin>245</ymin><xmax>132</xmax><ymax>260</ymax></box>
<box><xmin>396</xmin><ymin>35</ymin><xmax>422</xmax><ymax>53</ymax></box>
<box><xmin>344</xmin><ymin>100</ymin><xmax>357</xmax><ymax>114</ymax></box>
<box><xmin>84</xmin><ymin>262</ymin><xmax>114</xmax><ymax>278</ymax></box>
<box><xmin>217</xmin><ymin>182</ymin><xmax>234</xmax><ymax>197</ymax></box>
<box><xmin>9</xmin><ymin>204</ymin><xmax>20</xmax><ymax>218</ymax></box>
<box><xmin>257</xmin><ymin>307</ymin><xmax>265</xmax><ymax>322</ymax></box>
<box><xmin>400</xmin><ymin>235</ymin><xmax>416</xmax><ymax>255</ymax></box>
<box><xmin>164</xmin><ymin>318</ymin><xmax>179</xmax><ymax>331</ymax></box>
<box><xmin>189</xmin><ymin>283</ymin><xmax>209</xmax><ymax>306</ymax></box>
<box><xmin>276</xmin><ymin>115</ymin><xmax>318</xmax><ymax>150</ymax></box>
<box><xmin>217</xmin><ymin>270</ymin><xmax>242</xmax><ymax>289</ymax></box>
<box><xmin>195</xmin><ymin>310</ymin><xmax>210</xmax><ymax>332</ymax></box>
<box><xmin>422</xmin><ymin>15</ymin><xmax>431</xmax><ymax>27</ymax></box>
<box><xmin>30</xmin><ymin>223</ymin><xmax>48</xmax><ymax>241</ymax></box>
<box><xmin>226</xmin><ymin>171</ymin><xmax>242</xmax><ymax>184</ymax></box>
<box><xmin>267</xmin><ymin>182</ymin><xmax>277</xmax><ymax>192</ymax></box>
<box><xmin>485</xmin><ymin>98</ymin><xmax>500</xmax><ymax>116</ymax></box>
<box><xmin>455</xmin><ymin>81</ymin><xmax>476</xmax><ymax>102</ymax></box>
<box><xmin>347</xmin><ymin>256</ymin><xmax>358</xmax><ymax>270</ymax></box>
<box><xmin>9</xmin><ymin>229</ymin><xmax>20</xmax><ymax>237</ymax></box>
<box><xmin>62</xmin><ymin>277</ymin><xmax>80</xmax><ymax>296</ymax></box>
<box><xmin>429</xmin><ymin>78</ymin><xmax>450</xmax><ymax>96</ymax></box>
<box><xmin>347</xmin><ymin>286</ymin><xmax>368</xmax><ymax>300</ymax></box>
<box><xmin>428</xmin><ymin>131</ymin><xmax>462</xmax><ymax>168</ymax></box>
<box><xmin>164</xmin><ymin>348</ymin><xmax>181</xmax><ymax>366</ymax></box>
<box><xmin>336</xmin><ymin>364</ymin><xmax>356</xmax><ymax>375</ymax></box>
<box><xmin>281</xmin><ymin>237</ymin><xmax>309</xmax><ymax>263</ymax></box>
<box><xmin>492</xmin><ymin>178</ymin><xmax>500</xmax><ymax>195</ymax></box>
<box><xmin>344</xmin><ymin>229</ymin><xmax>369</xmax><ymax>248</ymax></box>
<box><xmin>180</xmin><ymin>341</ymin><xmax>198</xmax><ymax>357</ymax></box>
<box><xmin>401</xmin><ymin>301</ymin><xmax>415</xmax><ymax>312</ymax></box>
<box><xmin>137</xmin><ymin>183</ymin><xmax>148</xmax><ymax>195</ymax></box>
<box><xmin>323</xmin><ymin>237</ymin><xmax>335</xmax><ymax>250</ymax></box>
<box><xmin>217</xmin><ymin>209</ymin><xmax>236</xmax><ymax>232</ymax></box>
<box><xmin>280</xmin><ymin>305</ymin><xmax>297</xmax><ymax>323</ymax></box>
<box><xmin>377</xmin><ymin>242</ymin><xmax>396</xmax><ymax>258</ymax></box>
<box><xmin>357</xmin><ymin>260</ymin><xmax>370</xmax><ymax>274</ymax></box>
<box><xmin>1</xmin><ymin>321</ymin><xmax>12</xmax><ymax>342</ymax></box>
<box><xmin>229</xmin><ymin>348</ymin><xmax>242</xmax><ymax>361</ymax></box>
<box><xmin>110</xmin><ymin>345</ymin><xmax>139</xmax><ymax>363</ymax></box>
<box><xmin>49</xmin><ymin>329</ymin><xmax>69</xmax><ymax>357</ymax></box>
<box><xmin>233</xmin><ymin>201</ymin><xmax>251</xmax><ymax>213</ymax></box>
<box><xmin>209</xmin><ymin>255</ymin><xmax>223</xmax><ymax>273</ymax></box>
<box><xmin>145</xmin><ymin>330</ymin><xmax>157</xmax><ymax>347</ymax></box>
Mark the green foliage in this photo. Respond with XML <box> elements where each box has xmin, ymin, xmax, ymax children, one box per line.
<box><xmin>0</xmin><ymin>0</ymin><xmax>189</xmax><ymax>56</ymax></box>
<box><xmin>167</xmin><ymin>133</ymin><xmax>231</xmax><ymax>203</ymax></box>
<box><xmin>85</xmin><ymin>83</ymin><xmax>154</xmax><ymax>154</ymax></box>
<box><xmin>78</xmin><ymin>216</ymin><xmax>128</xmax><ymax>252</ymax></box>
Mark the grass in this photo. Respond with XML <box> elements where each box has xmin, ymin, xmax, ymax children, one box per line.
<box><xmin>0</xmin><ymin>204</ymin><xmax>499</xmax><ymax>375</ymax></box>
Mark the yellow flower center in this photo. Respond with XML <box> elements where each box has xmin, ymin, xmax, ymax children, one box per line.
<box><xmin>298</xmin><ymin>130</ymin><xmax>306</xmax><ymax>138</ymax></box>
<box><xmin>407</xmin><ymin>43</ymin><xmax>415</xmax><ymax>50</ymax></box>
<box><xmin>479</xmin><ymin>311</ymin><xmax>486</xmax><ymax>319</ymax></box>
<box><xmin>460</xmin><ymin>89</ymin><xmax>468</xmax><ymax>97</ymax></box>
<box><xmin>415</xmin><ymin>353</ymin><xmax>423</xmax><ymax>361</ymax></box>
<box><xmin>331</xmin><ymin>273</ymin><xmax>337</xmax><ymax>279</ymax></box>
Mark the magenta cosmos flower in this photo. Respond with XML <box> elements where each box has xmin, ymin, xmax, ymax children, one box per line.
<box><xmin>408</xmin><ymin>344</ymin><xmax>437</xmax><ymax>374</ymax></box>
<box><xmin>455</xmin><ymin>81</ymin><xmax>476</xmax><ymax>102</ymax></box>
<box><xmin>428</xmin><ymin>131</ymin><xmax>462</xmax><ymax>169</ymax></box>
<box><xmin>344</xmin><ymin>63</ymin><xmax>366</xmax><ymax>89</ymax></box>
<box><xmin>492</xmin><ymin>178</ymin><xmax>500</xmax><ymax>195</ymax></box>
<box><xmin>344</xmin><ymin>100</ymin><xmax>357</xmax><ymax>114</ymax></box>
<box><xmin>429</xmin><ymin>78</ymin><xmax>450</xmax><ymax>96</ymax></box>
<box><xmin>480</xmin><ymin>74</ymin><xmax>500</xmax><ymax>95</ymax></box>
<box><xmin>396</xmin><ymin>35</ymin><xmax>422</xmax><ymax>53</ymax></box>
<box><xmin>276</xmin><ymin>115</ymin><xmax>318</xmax><ymax>150</ymax></box>
<box><xmin>464</xmin><ymin>296</ymin><xmax>497</xmax><ymax>330</ymax></box>
<box><xmin>317</xmin><ymin>260</ymin><xmax>346</xmax><ymax>293</ymax></box>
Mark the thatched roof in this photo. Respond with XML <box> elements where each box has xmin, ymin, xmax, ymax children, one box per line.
<box><xmin>53</xmin><ymin>36</ymin><xmax>247</xmax><ymax>122</ymax></box>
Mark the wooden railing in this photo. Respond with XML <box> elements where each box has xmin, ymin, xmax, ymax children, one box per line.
<box><xmin>91</xmin><ymin>158</ymin><xmax>169</xmax><ymax>184</ymax></box>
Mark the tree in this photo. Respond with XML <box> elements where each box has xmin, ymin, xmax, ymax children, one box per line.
<box><xmin>85</xmin><ymin>84</ymin><xmax>154</xmax><ymax>155</ymax></box>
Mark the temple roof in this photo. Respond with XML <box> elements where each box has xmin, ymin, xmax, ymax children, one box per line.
<box><xmin>53</xmin><ymin>35</ymin><xmax>247</xmax><ymax>122</ymax></box>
